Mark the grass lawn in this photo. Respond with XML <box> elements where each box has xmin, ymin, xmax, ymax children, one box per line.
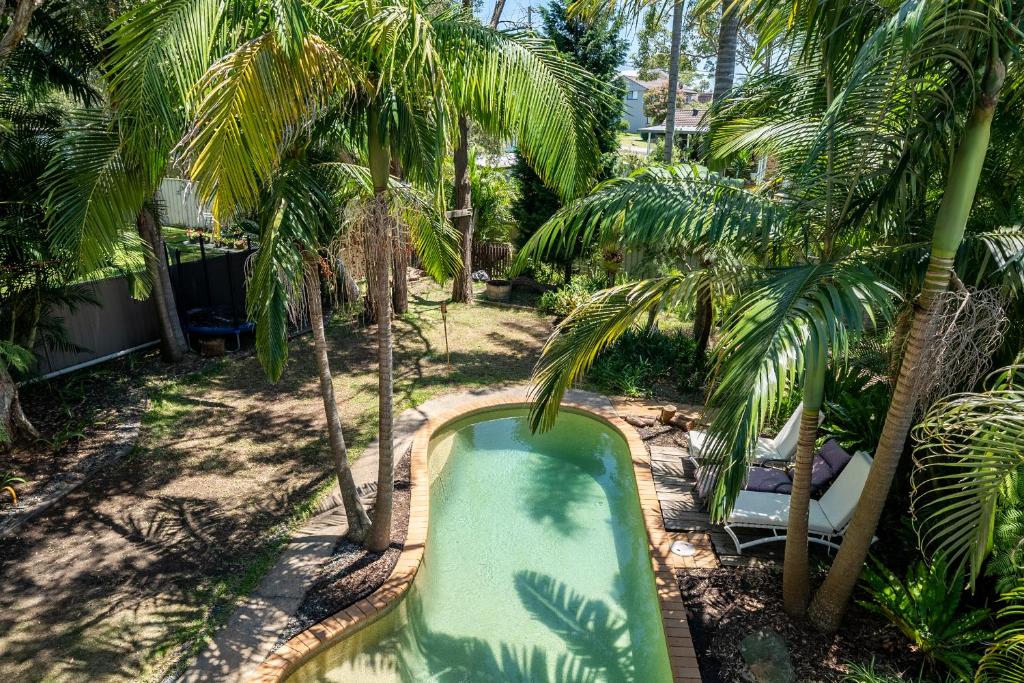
<box><xmin>0</xmin><ymin>280</ymin><xmax>552</xmax><ymax>682</ymax></box>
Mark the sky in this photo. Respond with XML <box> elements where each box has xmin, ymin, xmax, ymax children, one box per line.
<box><xmin>475</xmin><ymin>0</ymin><xmax>642</xmax><ymax>67</ymax></box>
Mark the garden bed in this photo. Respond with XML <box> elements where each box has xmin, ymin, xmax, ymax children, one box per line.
<box><xmin>678</xmin><ymin>567</ymin><xmax>929</xmax><ymax>682</ymax></box>
<box><xmin>280</xmin><ymin>454</ymin><xmax>412</xmax><ymax>643</ymax></box>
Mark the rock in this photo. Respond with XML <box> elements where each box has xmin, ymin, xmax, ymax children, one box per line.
<box><xmin>471</xmin><ymin>270</ymin><xmax>490</xmax><ymax>281</ymax></box>
<box><xmin>638</xmin><ymin>425</ymin><xmax>673</xmax><ymax>440</ymax></box>
<box><xmin>738</xmin><ymin>630</ymin><xmax>795</xmax><ymax>683</ymax></box>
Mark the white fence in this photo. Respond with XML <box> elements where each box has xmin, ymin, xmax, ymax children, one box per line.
<box><xmin>156</xmin><ymin>178</ymin><xmax>215</xmax><ymax>229</ymax></box>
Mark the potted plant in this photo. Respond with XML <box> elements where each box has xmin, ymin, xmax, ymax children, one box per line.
<box><xmin>485</xmin><ymin>279</ymin><xmax>511</xmax><ymax>301</ymax></box>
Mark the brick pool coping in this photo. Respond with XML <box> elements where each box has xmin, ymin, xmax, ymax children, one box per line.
<box><xmin>248</xmin><ymin>388</ymin><xmax>702</xmax><ymax>682</ymax></box>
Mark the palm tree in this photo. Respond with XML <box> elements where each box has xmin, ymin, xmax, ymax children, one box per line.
<box><xmin>517</xmin><ymin>160</ymin><xmax>897</xmax><ymax>616</ymax></box>
<box><xmin>130</xmin><ymin>0</ymin><xmax>603</xmax><ymax>550</ymax></box>
<box><xmin>542</xmin><ymin>0</ymin><xmax>1024</xmax><ymax>625</ymax></box>
<box><xmin>806</xmin><ymin>0</ymin><xmax>1022</xmax><ymax>630</ymax></box>
<box><xmin>450</xmin><ymin>0</ymin><xmax>506</xmax><ymax>305</ymax></box>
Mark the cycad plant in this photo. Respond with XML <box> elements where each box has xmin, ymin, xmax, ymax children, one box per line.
<box><xmin>858</xmin><ymin>555</ymin><xmax>992</xmax><ymax>680</ymax></box>
<box><xmin>116</xmin><ymin>0</ymin><xmax>604</xmax><ymax>550</ymax></box>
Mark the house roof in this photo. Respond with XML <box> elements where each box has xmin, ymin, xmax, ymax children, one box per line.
<box><xmin>638</xmin><ymin>105</ymin><xmax>710</xmax><ymax>134</ymax></box>
<box><xmin>620</xmin><ymin>70</ymin><xmax>700</xmax><ymax>93</ymax></box>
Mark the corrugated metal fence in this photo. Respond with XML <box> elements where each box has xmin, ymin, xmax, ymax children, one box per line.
<box><xmin>34</xmin><ymin>248</ymin><xmax>252</xmax><ymax>376</ymax></box>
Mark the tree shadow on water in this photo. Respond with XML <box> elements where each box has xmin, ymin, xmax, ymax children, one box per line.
<box><xmin>338</xmin><ymin>572</ymin><xmax>638</xmax><ymax>682</ymax></box>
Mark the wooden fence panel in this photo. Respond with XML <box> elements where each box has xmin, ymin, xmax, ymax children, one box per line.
<box><xmin>471</xmin><ymin>242</ymin><xmax>512</xmax><ymax>278</ymax></box>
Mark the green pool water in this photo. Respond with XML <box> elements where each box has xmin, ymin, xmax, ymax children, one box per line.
<box><xmin>287</xmin><ymin>408</ymin><xmax>672</xmax><ymax>682</ymax></box>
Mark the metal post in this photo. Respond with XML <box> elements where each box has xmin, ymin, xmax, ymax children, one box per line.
<box><xmin>198</xmin><ymin>234</ymin><xmax>213</xmax><ymax>307</ymax></box>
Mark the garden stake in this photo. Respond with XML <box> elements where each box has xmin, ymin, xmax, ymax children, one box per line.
<box><xmin>441</xmin><ymin>301</ymin><xmax>450</xmax><ymax>376</ymax></box>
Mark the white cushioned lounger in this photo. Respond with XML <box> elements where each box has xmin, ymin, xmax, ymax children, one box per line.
<box><xmin>722</xmin><ymin>450</ymin><xmax>873</xmax><ymax>554</ymax></box>
<box><xmin>688</xmin><ymin>403</ymin><xmax>824</xmax><ymax>467</ymax></box>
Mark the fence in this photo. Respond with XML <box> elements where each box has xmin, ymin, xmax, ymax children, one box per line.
<box><xmin>471</xmin><ymin>241</ymin><xmax>513</xmax><ymax>277</ymax></box>
<box><xmin>33</xmin><ymin>247</ymin><xmax>253</xmax><ymax>377</ymax></box>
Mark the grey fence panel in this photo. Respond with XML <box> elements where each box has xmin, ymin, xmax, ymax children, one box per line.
<box><xmin>33</xmin><ymin>249</ymin><xmax>254</xmax><ymax>377</ymax></box>
<box><xmin>35</xmin><ymin>276</ymin><xmax>162</xmax><ymax>376</ymax></box>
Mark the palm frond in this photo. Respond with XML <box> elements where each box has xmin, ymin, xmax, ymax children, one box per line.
<box><xmin>701</xmin><ymin>261</ymin><xmax>897</xmax><ymax>519</ymax></box>
<box><xmin>530</xmin><ymin>276</ymin><xmax>691</xmax><ymax>431</ymax></box>
<box><xmin>178</xmin><ymin>33</ymin><xmax>357</xmax><ymax>224</ymax></box>
<box><xmin>911</xmin><ymin>363</ymin><xmax>1024</xmax><ymax>588</ymax></box>
<box><xmin>44</xmin><ymin>110</ymin><xmax>150</xmax><ymax>272</ymax></box>
<box><xmin>514</xmin><ymin>164</ymin><xmax>785</xmax><ymax>271</ymax></box>
<box><xmin>977</xmin><ymin>583</ymin><xmax>1024</xmax><ymax>683</ymax></box>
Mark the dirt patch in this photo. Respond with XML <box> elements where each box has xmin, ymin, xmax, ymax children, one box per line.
<box><xmin>281</xmin><ymin>454</ymin><xmax>412</xmax><ymax>643</ymax></box>
<box><xmin>0</xmin><ymin>281</ymin><xmax>552</xmax><ymax>682</ymax></box>
<box><xmin>679</xmin><ymin>567</ymin><xmax>927</xmax><ymax>682</ymax></box>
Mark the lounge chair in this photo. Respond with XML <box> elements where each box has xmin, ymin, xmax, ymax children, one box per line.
<box><xmin>687</xmin><ymin>403</ymin><xmax>824</xmax><ymax>467</ymax></box>
<box><xmin>694</xmin><ymin>439</ymin><xmax>852</xmax><ymax>498</ymax></box>
<box><xmin>721</xmin><ymin>450</ymin><xmax>873</xmax><ymax>554</ymax></box>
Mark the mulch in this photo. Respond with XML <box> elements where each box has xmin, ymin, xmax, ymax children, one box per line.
<box><xmin>280</xmin><ymin>453</ymin><xmax>412</xmax><ymax>642</ymax></box>
<box><xmin>678</xmin><ymin>567</ymin><xmax>929</xmax><ymax>682</ymax></box>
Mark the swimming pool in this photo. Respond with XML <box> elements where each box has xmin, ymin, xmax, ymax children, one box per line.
<box><xmin>285</xmin><ymin>407</ymin><xmax>673</xmax><ymax>682</ymax></box>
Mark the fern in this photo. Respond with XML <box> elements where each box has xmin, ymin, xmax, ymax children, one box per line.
<box><xmin>987</xmin><ymin>467</ymin><xmax>1024</xmax><ymax>595</ymax></box>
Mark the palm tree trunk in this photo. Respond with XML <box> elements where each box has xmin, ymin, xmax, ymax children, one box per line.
<box><xmin>450</xmin><ymin>0</ymin><xmax>489</xmax><ymax>303</ymax></box>
<box><xmin>782</xmin><ymin>339</ymin><xmax>826</xmax><ymax>617</ymax></box>
<box><xmin>692</xmin><ymin>278</ymin><xmax>713</xmax><ymax>359</ymax></box>
<box><xmin>392</xmin><ymin>226</ymin><xmax>409</xmax><ymax>315</ymax></box>
<box><xmin>450</xmin><ymin>114</ymin><xmax>475</xmax><ymax>303</ymax></box>
<box><xmin>713</xmin><ymin>2</ymin><xmax>740</xmax><ymax>100</ymax></box>
<box><xmin>808</xmin><ymin>50</ymin><xmax>1006</xmax><ymax>632</ymax></box>
<box><xmin>136</xmin><ymin>206</ymin><xmax>187</xmax><ymax>362</ymax></box>
<box><xmin>0</xmin><ymin>0</ymin><xmax>41</xmax><ymax>65</ymax></box>
<box><xmin>663</xmin><ymin>0</ymin><xmax>683</xmax><ymax>164</ymax></box>
<box><xmin>303</xmin><ymin>252</ymin><xmax>372</xmax><ymax>542</ymax></box>
<box><xmin>366</xmin><ymin>121</ymin><xmax>396</xmax><ymax>553</ymax></box>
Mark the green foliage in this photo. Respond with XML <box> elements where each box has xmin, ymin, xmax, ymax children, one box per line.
<box><xmin>977</xmin><ymin>583</ymin><xmax>1024</xmax><ymax>683</ymax></box>
<box><xmin>823</xmin><ymin>366</ymin><xmax>893</xmax><ymax>454</ymax></box>
<box><xmin>841</xmin><ymin>660</ymin><xmax>920</xmax><ymax>683</ymax></box>
<box><xmin>987</xmin><ymin>468</ymin><xmax>1024</xmax><ymax>595</ymax></box>
<box><xmin>469</xmin><ymin>160</ymin><xmax>518</xmax><ymax>244</ymax></box>
<box><xmin>858</xmin><ymin>556</ymin><xmax>992</xmax><ymax>680</ymax></box>
<box><xmin>536</xmin><ymin>274</ymin><xmax>603</xmax><ymax>316</ymax></box>
<box><xmin>911</xmin><ymin>363</ymin><xmax>1024</xmax><ymax>588</ymax></box>
<box><xmin>588</xmin><ymin>328</ymin><xmax>700</xmax><ymax>397</ymax></box>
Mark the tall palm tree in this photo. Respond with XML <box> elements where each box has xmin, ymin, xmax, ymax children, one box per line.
<box><xmin>530</xmin><ymin>0</ymin><xmax>1024</xmax><ymax>626</ymax></box>
<box><xmin>805</xmin><ymin>0</ymin><xmax>1022</xmax><ymax>630</ymax></box>
<box><xmin>450</xmin><ymin>0</ymin><xmax>506</xmax><ymax>305</ymax></box>
<box><xmin>129</xmin><ymin>0</ymin><xmax>604</xmax><ymax>551</ymax></box>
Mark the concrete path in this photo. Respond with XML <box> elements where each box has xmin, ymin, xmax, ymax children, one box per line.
<box><xmin>182</xmin><ymin>407</ymin><xmax>426</xmax><ymax>682</ymax></box>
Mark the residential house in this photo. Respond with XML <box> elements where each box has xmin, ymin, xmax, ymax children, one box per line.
<box><xmin>621</xmin><ymin>70</ymin><xmax>702</xmax><ymax>133</ymax></box>
<box><xmin>638</xmin><ymin>102</ymin><xmax>711</xmax><ymax>157</ymax></box>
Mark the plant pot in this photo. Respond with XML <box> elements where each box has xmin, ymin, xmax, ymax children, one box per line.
<box><xmin>484</xmin><ymin>279</ymin><xmax>511</xmax><ymax>302</ymax></box>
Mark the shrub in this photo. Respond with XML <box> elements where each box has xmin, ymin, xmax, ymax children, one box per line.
<box><xmin>587</xmin><ymin>328</ymin><xmax>701</xmax><ymax>397</ymax></box>
<box><xmin>858</xmin><ymin>556</ymin><xmax>992</xmax><ymax>680</ymax></box>
<box><xmin>823</xmin><ymin>366</ymin><xmax>893</xmax><ymax>454</ymax></box>
<box><xmin>536</xmin><ymin>275</ymin><xmax>603</xmax><ymax>317</ymax></box>
<box><xmin>987</xmin><ymin>466</ymin><xmax>1024</xmax><ymax>594</ymax></box>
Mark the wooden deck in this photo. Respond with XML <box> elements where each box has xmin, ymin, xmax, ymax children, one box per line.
<box><xmin>649</xmin><ymin>444</ymin><xmax>783</xmax><ymax>568</ymax></box>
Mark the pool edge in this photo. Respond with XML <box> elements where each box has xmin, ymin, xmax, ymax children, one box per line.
<box><xmin>246</xmin><ymin>388</ymin><xmax>703</xmax><ymax>683</ymax></box>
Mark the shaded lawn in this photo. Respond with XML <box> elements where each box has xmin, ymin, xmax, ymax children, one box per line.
<box><xmin>0</xmin><ymin>281</ymin><xmax>551</xmax><ymax>682</ymax></box>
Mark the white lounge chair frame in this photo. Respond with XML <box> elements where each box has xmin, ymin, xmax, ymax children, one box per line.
<box><xmin>721</xmin><ymin>450</ymin><xmax>873</xmax><ymax>554</ymax></box>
